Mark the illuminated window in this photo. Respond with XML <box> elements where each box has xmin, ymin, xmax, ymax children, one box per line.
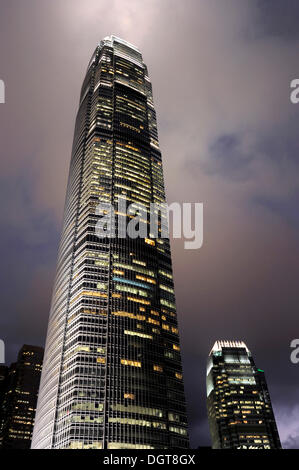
<box><xmin>97</xmin><ymin>357</ymin><xmax>106</xmax><ymax>364</ymax></box>
<box><xmin>124</xmin><ymin>393</ymin><xmax>135</xmax><ymax>400</ymax></box>
<box><xmin>121</xmin><ymin>359</ymin><xmax>141</xmax><ymax>368</ymax></box>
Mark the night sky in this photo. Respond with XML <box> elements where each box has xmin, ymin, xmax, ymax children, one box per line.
<box><xmin>1</xmin><ymin>0</ymin><xmax>299</xmax><ymax>448</ymax></box>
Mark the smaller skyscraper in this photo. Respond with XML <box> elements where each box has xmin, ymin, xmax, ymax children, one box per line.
<box><xmin>206</xmin><ymin>340</ymin><xmax>281</xmax><ymax>449</ymax></box>
<box><xmin>0</xmin><ymin>345</ymin><xmax>43</xmax><ymax>449</ymax></box>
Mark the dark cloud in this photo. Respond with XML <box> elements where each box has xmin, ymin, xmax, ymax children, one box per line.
<box><xmin>203</xmin><ymin>133</ymin><xmax>255</xmax><ymax>181</ymax></box>
<box><xmin>0</xmin><ymin>0</ymin><xmax>298</xmax><ymax>448</ymax></box>
<box><xmin>253</xmin><ymin>193</ymin><xmax>299</xmax><ymax>231</ymax></box>
<box><xmin>257</xmin><ymin>0</ymin><xmax>299</xmax><ymax>39</ymax></box>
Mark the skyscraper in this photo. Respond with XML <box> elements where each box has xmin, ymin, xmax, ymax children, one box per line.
<box><xmin>0</xmin><ymin>345</ymin><xmax>43</xmax><ymax>449</ymax></box>
<box><xmin>0</xmin><ymin>365</ymin><xmax>8</xmax><ymax>407</ymax></box>
<box><xmin>206</xmin><ymin>341</ymin><xmax>281</xmax><ymax>449</ymax></box>
<box><xmin>32</xmin><ymin>36</ymin><xmax>188</xmax><ymax>449</ymax></box>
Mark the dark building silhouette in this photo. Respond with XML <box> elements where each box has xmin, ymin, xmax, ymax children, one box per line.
<box><xmin>0</xmin><ymin>345</ymin><xmax>43</xmax><ymax>449</ymax></box>
<box><xmin>0</xmin><ymin>365</ymin><xmax>8</xmax><ymax>405</ymax></box>
<box><xmin>206</xmin><ymin>341</ymin><xmax>281</xmax><ymax>449</ymax></box>
<box><xmin>32</xmin><ymin>36</ymin><xmax>188</xmax><ymax>449</ymax></box>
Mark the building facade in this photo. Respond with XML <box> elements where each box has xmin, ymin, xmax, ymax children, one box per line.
<box><xmin>32</xmin><ymin>36</ymin><xmax>189</xmax><ymax>449</ymax></box>
<box><xmin>206</xmin><ymin>341</ymin><xmax>281</xmax><ymax>449</ymax></box>
<box><xmin>0</xmin><ymin>345</ymin><xmax>43</xmax><ymax>449</ymax></box>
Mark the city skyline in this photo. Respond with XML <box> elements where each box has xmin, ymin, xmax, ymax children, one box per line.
<box><xmin>1</xmin><ymin>0</ymin><xmax>299</xmax><ymax>449</ymax></box>
<box><xmin>0</xmin><ymin>339</ymin><xmax>282</xmax><ymax>449</ymax></box>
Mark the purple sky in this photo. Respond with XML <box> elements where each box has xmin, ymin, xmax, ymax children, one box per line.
<box><xmin>1</xmin><ymin>0</ymin><xmax>299</xmax><ymax>448</ymax></box>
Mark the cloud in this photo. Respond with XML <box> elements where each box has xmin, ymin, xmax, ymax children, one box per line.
<box><xmin>275</xmin><ymin>404</ymin><xmax>299</xmax><ymax>449</ymax></box>
<box><xmin>202</xmin><ymin>133</ymin><xmax>255</xmax><ymax>181</ymax></box>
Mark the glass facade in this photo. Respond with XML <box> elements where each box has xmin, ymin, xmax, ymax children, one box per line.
<box><xmin>206</xmin><ymin>340</ymin><xmax>281</xmax><ymax>449</ymax></box>
<box><xmin>32</xmin><ymin>36</ymin><xmax>189</xmax><ymax>449</ymax></box>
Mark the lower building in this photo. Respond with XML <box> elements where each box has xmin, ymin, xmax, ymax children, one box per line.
<box><xmin>0</xmin><ymin>365</ymin><xmax>8</xmax><ymax>406</ymax></box>
<box><xmin>206</xmin><ymin>340</ymin><xmax>281</xmax><ymax>449</ymax></box>
<box><xmin>0</xmin><ymin>345</ymin><xmax>43</xmax><ymax>449</ymax></box>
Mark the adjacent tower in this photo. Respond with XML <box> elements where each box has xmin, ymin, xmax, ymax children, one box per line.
<box><xmin>206</xmin><ymin>341</ymin><xmax>281</xmax><ymax>449</ymax></box>
<box><xmin>0</xmin><ymin>345</ymin><xmax>43</xmax><ymax>449</ymax></box>
<box><xmin>32</xmin><ymin>36</ymin><xmax>189</xmax><ymax>449</ymax></box>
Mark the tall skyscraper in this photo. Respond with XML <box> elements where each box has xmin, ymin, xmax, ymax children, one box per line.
<box><xmin>32</xmin><ymin>36</ymin><xmax>188</xmax><ymax>449</ymax></box>
<box><xmin>206</xmin><ymin>341</ymin><xmax>281</xmax><ymax>449</ymax></box>
<box><xmin>0</xmin><ymin>345</ymin><xmax>43</xmax><ymax>449</ymax></box>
